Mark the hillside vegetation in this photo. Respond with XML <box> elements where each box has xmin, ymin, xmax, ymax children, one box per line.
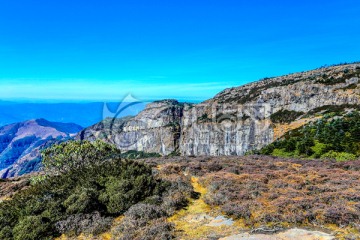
<box><xmin>1</xmin><ymin>152</ymin><xmax>360</xmax><ymax>239</ymax></box>
<box><xmin>0</xmin><ymin>141</ymin><xmax>194</xmax><ymax>240</ymax></box>
<box><xmin>260</xmin><ymin>111</ymin><xmax>360</xmax><ymax>161</ymax></box>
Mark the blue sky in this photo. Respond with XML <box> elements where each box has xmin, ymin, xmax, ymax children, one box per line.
<box><xmin>0</xmin><ymin>0</ymin><xmax>359</xmax><ymax>102</ymax></box>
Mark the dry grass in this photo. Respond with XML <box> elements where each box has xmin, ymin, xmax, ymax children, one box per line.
<box><xmin>273</xmin><ymin>116</ymin><xmax>321</xmax><ymax>140</ymax></box>
<box><xmin>0</xmin><ymin>175</ymin><xmax>31</xmax><ymax>201</ymax></box>
<box><xmin>145</xmin><ymin>156</ymin><xmax>360</xmax><ymax>239</ymax></box>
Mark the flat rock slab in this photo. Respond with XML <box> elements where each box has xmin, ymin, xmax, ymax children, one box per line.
<box><xmin>220</xmin><ymin>228</ymin><xmax>334</xmax><ymax>240</ymax></box>
<box><xmin>206</xmin><ymin>215</ymin><xmax>234</xmax><ymax>227</ymax></box>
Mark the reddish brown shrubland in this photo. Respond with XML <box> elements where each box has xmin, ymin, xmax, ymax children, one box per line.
<box><xmin>146</xmin><ymin>156</ymin><xmax>360</xmax><ymax>233</ymax></box>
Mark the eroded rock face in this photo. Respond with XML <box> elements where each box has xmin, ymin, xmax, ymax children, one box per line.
<box><xmin>80</xmin><ymin>63</ymin><xmax>360</xmax><ymax>156</ymax></box>
<box><xmin>78</xmin><ymin>100</ymin><xmax>185</xmax><ymax>155</ymax></box>
<box><xmin>179</xmin><ymin>103</ymin><xmax>274</xmax><ymax>156</ymax></box>
<box><xmin>179</xmin><ymin>63</ymin><xmax>360</xmax><ymax>156</ymax></box>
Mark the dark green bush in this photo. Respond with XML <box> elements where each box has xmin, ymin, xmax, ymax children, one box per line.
<box><xmin>0</xmin><ymin>226</ymin><xmax>13</xmax><ymax>240</ymax></box>
<box><xmin>270</xmin><ymin>109</ymin><xmax>304</xmax><ymax>123</ymax></box>
<box><xmin>63</xmin><ymin>187</ymin><xmax>99</xmax><ymax>214</ymax></box>
<box><xmin>13</xmin><ymin>215</ymin><xmax>52</xmax><ymax>240</ymax></box>
<box><xmin>41</xmin><ymin>140</ymin><xmax>121</xmax><ymax>175</ymax></box>
<box><xmin>0</xmin><ymin>140</ymin><xmax>167</xmax><ymax>239</ymax></box>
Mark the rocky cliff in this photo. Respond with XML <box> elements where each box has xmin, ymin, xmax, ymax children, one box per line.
<box><xmin>78</xmin><ymin>100</ymin><xmax>185</xmax><ymax>155</ymax></box>
<box><xmin>80</xmin><ymin>63</ymin><xmax>360</xmax><ymax>156</ymax></box>
<box><xmin>0</xmin><ymin>119</ymin><xmax>83</xmax><ymax>178</ymax></box>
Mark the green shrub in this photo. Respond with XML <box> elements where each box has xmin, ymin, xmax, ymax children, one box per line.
<box><xmin>271</xmin><ymin>148</ymin><xmax>294</xmax><ymax>157</ymax></box>
<box><xmin>0</xmin><ymin>140</ymin><xmax>168</xmax><ymax>239</ymax></box>
<box><xmin>311</xmin><ymin>141</ymin><xmax>329</xmax><ymax>158</ymax></box>
<box><xmin>13</xmin><ymin>216</ymin><xmax>52</xmax><ymax>240</ymax></box>
<box><xmin>63</xmin><ymin>187</ymin><xmax>99</xmax><ymax>214</ymax></box>
<box><xmin>296</xmin><ymin>137</ymin><xmax>314</xmax><ymax>155</ymax></box>
<box><xmin>99</xmin><ymin>174</ymin><xmax>156</xmax><ymax>215</ymax></box>
<box><xmin>321</xmin><ymin>151</ymin><xmax>357</xmax><ymax>162</ymax></box>
<box><xmin>0</xmin><ymin>226</ymin><xmax>12</xmax><ymax>240</ymax></box>
<box><xmin>41</xmin><ymin>140</ymin><xmax>121</xmax><ymax>175</ymax></box>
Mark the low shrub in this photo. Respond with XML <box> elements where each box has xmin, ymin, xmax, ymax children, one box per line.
<box><xmin>55</xmin><ymin>212</ymin><xmax>112</xmax><ymax>236</ymax></box>
<box><xmin>12</xmin><ymin>215</ymin><xmax>52</xmax><ymax>240</ymax></box>
<box><xmin>321</xmin><ymin>151</ymin><xmax>357</xmax><ymax>161</ymax></box>
<box><xmin>0</xmin><ymin>141</ymin><xmax>168</xmax><ymax>239</ymax></box>
<box><xmin>183</xmin><ymin>156</ymin><xmax>360</xmax><ymax>232</ymax></box>
<box><xmin>270</xmin><ymin>110</ymin><xmax>304</xmax><ymax>123</ymax></box>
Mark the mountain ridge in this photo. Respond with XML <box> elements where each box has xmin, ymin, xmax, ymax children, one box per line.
<box><xmin>0</xmin><ymin>119</ymin><xmax>83</xmax><ymax>178</ymax></box>
<box><xmin>79</xmin><ymin>63</ymin><xmax>360</xmax><ymax>157</ymax></box>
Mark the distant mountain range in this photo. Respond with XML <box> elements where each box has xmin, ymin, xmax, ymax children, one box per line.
<box><xmin>0</xmin><ymin>102</ymin><xmax>146</xmax><ymax>128</ymax></box>
<box><xmin>0</xmin><ymin>119</ymin><xmax>83</xmax><ymax>178</ymax></box>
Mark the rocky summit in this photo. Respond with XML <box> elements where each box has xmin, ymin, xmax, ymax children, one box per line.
<box><xmin>0</xmin><ymin>119</ymin><xmax>82</xmax><ymax>178</ymax></box>
<box><xmin>79</xmin><ymin>63</ymin><xmax>360</xmax><ymax>156</ymax></box>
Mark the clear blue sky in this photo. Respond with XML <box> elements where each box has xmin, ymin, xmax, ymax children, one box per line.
<box><xmin>0</xmin><ymin>0</ymin><xmax>359</xmax><ymax>102</ymax></box>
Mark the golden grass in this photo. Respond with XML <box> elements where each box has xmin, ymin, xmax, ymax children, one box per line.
<box><xmin>325</xmin><ymin>224</ymin><xmax>359</xmax><ymax>240</ymax></box>
<box><xmin>273</xmin><ymin>117</ymin><xmax>322</xmax><ymax>140</ymax></box>
<box><xmin>168</xmin><ymin>177</ymin><xmax>211</xmax><ymax>221</ymax></box>
<box><xmin>55</xmin><ymin>234</ymin><xmax>97</xmax><ymax>240</ymax></box>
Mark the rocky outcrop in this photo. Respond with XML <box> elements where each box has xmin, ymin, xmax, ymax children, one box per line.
<box><xmin>78</xmin><ymin>100</ymin><xmax>185</xmax><ymax>155</ymax></box>
<box><xmin>80</xmin><ymin>63</ymin><xmax>360</xmax><ymax>156</ymax></box>
<box><xmin>0</xmin><ymin>119</ymin><xmax>82</xmax><ymax>178</ymax></box>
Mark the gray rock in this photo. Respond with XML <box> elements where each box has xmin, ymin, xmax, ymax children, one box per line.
<box><xmin>220</xmin><ymin>228</ymin><xmax>335</xmax><ymax>240</ymax></box>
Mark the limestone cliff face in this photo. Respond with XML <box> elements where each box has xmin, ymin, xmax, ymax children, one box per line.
<box><xmin>81</xmin><ymin>63</ymin><xmax>360</xmax><ymax>156</ymax></box>
<box><xmin>179</xmin><ymin>104</ymin><xmax>274</xmax><ymax>156</ymax></box>
<box><xmin>180</xmin><ymin>63</ymin><xmax>360</xmax><ymax>155</ymax></box>
<box><xmin>78</xmin><ymin>100</ymin><xmax>184</xmax><ymax>155</ymax></box>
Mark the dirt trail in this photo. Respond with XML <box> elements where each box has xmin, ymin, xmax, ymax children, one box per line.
<box><xmin>168</xmin><ymin>176</ymin><xmax>242</xmax><ymax>239</ymax></box>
